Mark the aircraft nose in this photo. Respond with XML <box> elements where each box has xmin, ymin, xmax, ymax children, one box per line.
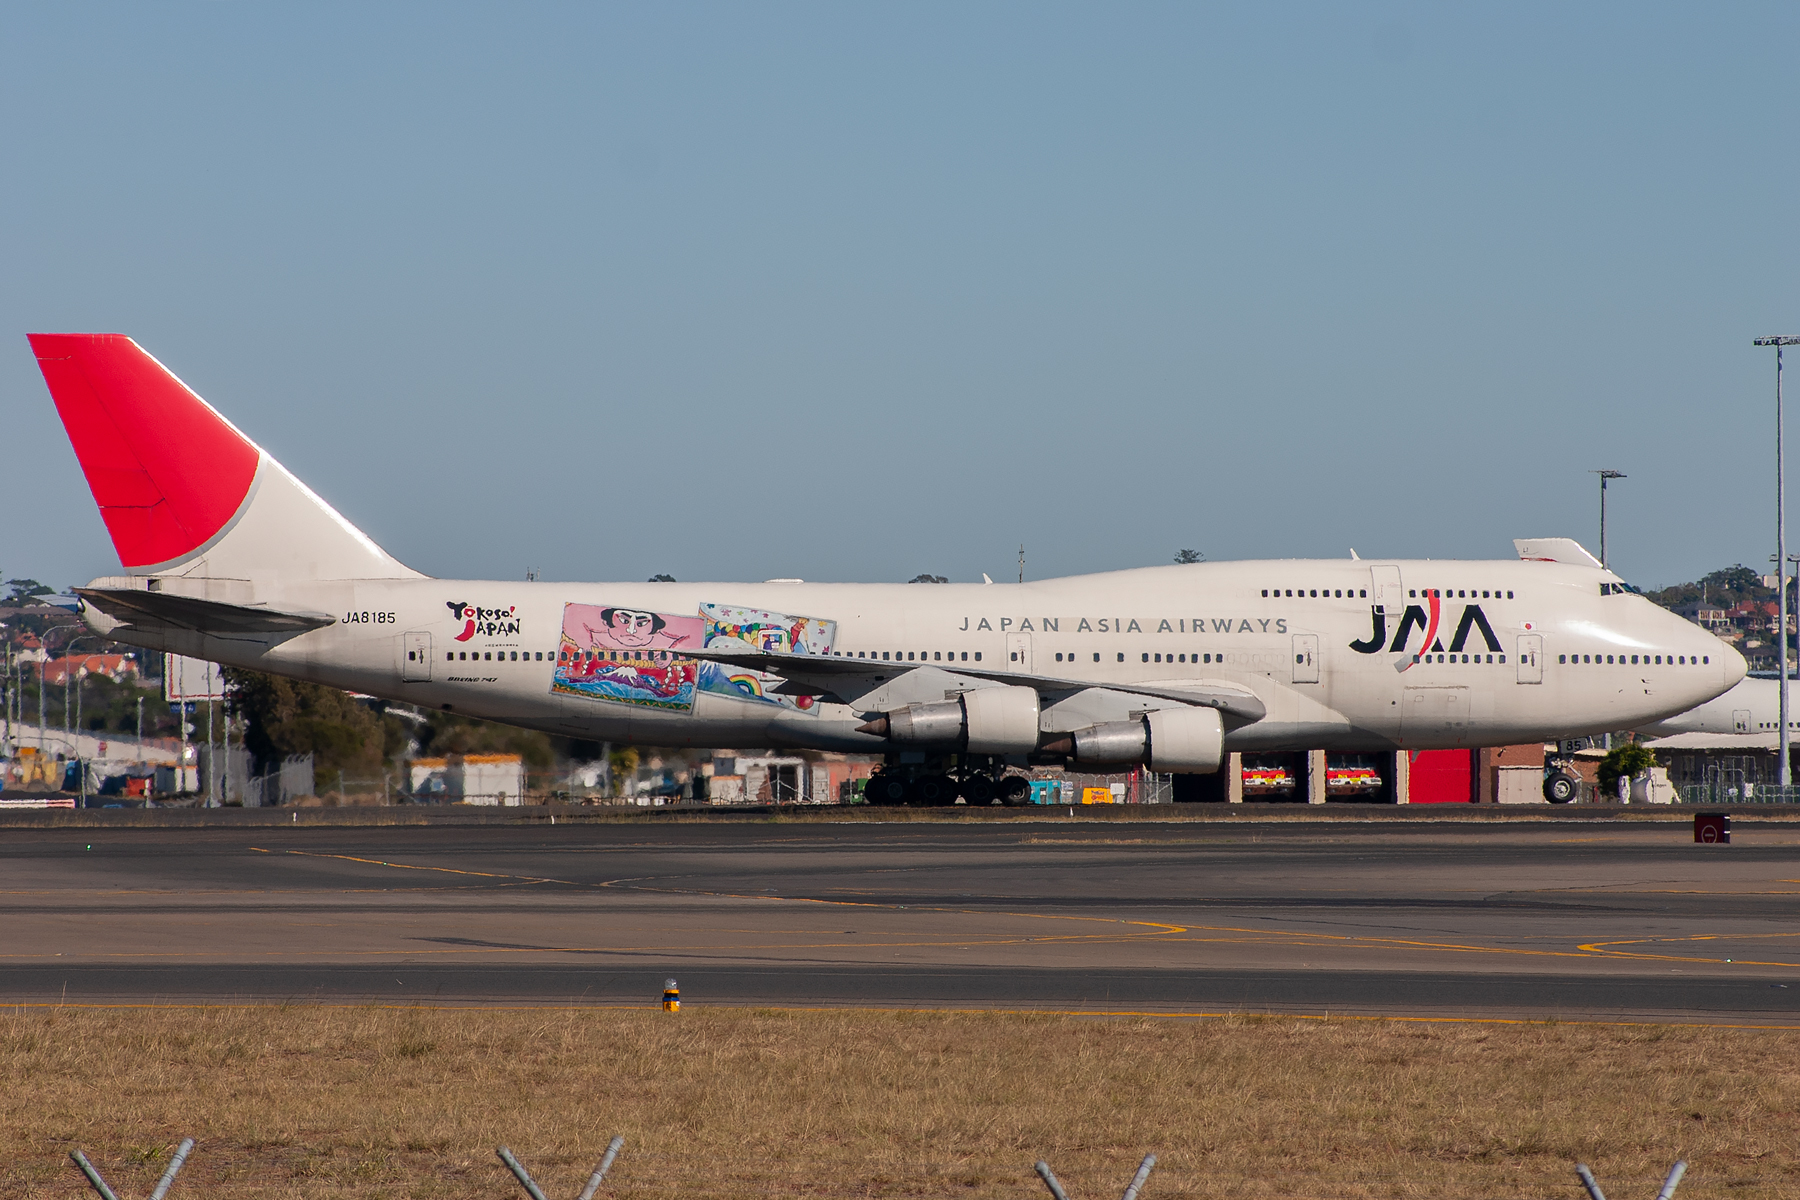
<box><xmin>1719</xmin><ymin>639</ymin><xmax>1748</xmax><ymax>689</ymax></box>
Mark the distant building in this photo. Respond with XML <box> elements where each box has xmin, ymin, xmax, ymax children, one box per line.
<box><xmin>409</xmin><ymin>754</ymin><xmax>526</xmax><ymax>805</ymax></box>
<box><xmin>1673</xmin><ymin>602</ymin><xmax>1730</xmax><ymax>630</ymax></box>
<box><xmin>39</xmin><ymin>653</ymin><xmax>139</xmax><ymax>687</ymax></box>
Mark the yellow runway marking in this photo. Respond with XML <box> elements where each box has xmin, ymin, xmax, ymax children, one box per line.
<box><xmin>130</xmin><ymin>848</ymin><xmax>1785</xmax><ymax>974</ymax></box>
<box><xmin>250</xmin><ymin>847</ymin><xmax>579</xmax><ymax>886</ymax></box>
<box><xmin>1577</xmin><ymin>931</ymin><xmax>1800</xmax><ymax>968</ymax></box>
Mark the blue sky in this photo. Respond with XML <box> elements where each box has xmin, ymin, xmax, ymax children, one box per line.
<box><xmin>5</xmin><ymin>3</ymin><xmax>1798</xmax><ymax>590</ymax></box>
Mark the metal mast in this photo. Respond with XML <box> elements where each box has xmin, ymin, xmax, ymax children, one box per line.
<box><xmin>1755</xmin><ymin>336</ymin><xmax>1800</xmax><ymax>788</ymax></box>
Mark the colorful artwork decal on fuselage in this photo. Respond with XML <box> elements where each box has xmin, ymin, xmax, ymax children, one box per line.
<box><xmin>553</xmin><ymin>603</ymin><xmax>702</xmax><ymax>711</ymax></box>
<box><xmin>550</xmin><ymin>601</ymin><xmax>838</xmax><ymax>714</ymax></box>
<box><xmin>697</xmin><ymin>602</ymin><xmax>837</xmax><ymax>714</ymax></box>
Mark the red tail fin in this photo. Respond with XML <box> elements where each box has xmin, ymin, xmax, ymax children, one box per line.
<box><xmin>30</xmin><ymin>334</ymin><xmax>261</xmax><ymax>571</ymax></box>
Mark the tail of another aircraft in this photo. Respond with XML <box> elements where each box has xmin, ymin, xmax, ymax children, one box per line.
<box><xmin>29</xmin><ymin>334</ymin><xmax>419</xmax><ymax>582</ymax></box>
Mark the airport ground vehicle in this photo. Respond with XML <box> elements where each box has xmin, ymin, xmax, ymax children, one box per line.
<box><xmin>31</xmin><ymin>334</ymin><xmax>1745</xmax><ymax>801</ymax></box>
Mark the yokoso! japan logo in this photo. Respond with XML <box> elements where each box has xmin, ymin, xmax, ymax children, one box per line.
<box><xmin>447</xmin><ymin>601</ymin><xmax>521</xmax><ymax>642</ymax></box>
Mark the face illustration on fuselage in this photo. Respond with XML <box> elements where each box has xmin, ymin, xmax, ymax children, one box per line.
<box><xmin>591</xmin><ymin>608</ymin><xmax>665</xmax><ymax>649</ymax></box>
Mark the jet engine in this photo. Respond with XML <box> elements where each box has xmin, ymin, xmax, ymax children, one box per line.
<box><xmin>856</xmin><ymin>685</ymin><xmax>1041</xmax><ymax>755</ymax></box>
<box><xmin>1040</xmin><ymin>706</ymin><xmax>1224</xmax><ymax>773</ymax></box>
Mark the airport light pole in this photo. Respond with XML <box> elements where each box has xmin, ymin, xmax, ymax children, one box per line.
<box><xmin>1591</xmin><ymin>470</ymin><xmax>1626</xmax><ymax>568</ymax></box>
<box><xmin>1756</xmin><ymin>337</ymin><xmax>1800</xmax><ymax>787</ymax></box>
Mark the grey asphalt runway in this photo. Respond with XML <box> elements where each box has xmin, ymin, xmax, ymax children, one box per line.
<box><xmin>4</xmin><ymin>819</ymin><xmax>1798</xmax><ymax>1021</ymax></box>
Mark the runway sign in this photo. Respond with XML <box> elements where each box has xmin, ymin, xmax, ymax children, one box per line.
<box><xmin>1694</xmin><ymin>812</ymin><xmax>1730</xmax><ymax>844</ymax></box>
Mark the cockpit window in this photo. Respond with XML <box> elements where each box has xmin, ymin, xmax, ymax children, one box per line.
<box><xmin>1599</xmin><ymin>581</ymin><xmax>1642</xmax><ymax>596</ymax></box>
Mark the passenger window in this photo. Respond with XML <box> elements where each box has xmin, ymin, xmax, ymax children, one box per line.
<box><xmin>1262</xmin><ymin>589</ymin><xmax>1269</xmax><ymax>597</ymax></box>
<box><xmin>974</xmin><ymin>652</ymin><xmax>982</xmax><ymax>661</ymax></box>
<box><xmin>1506</xmin><ymin>591</ymin><xmax>1514</xmax><ymax>598</ymax></box>
<box><xmin>1092</xmin><ymin>653</ymin><xmax>1100</xmax><ymax>662</ymax></box>
<box><xmin>1409</xmin><ymin>590</ymin><xmax>1416</xmax><ymax>598</ymax></box>
<box><xmin>1310</xmin><ymin>589</ymin><xmax>1317</xmax><ymax>597</ymax></box>
<box><xmin>1142</xmin><ymin>653</ymin><xmax>1150</xmax><ymax>662</ymax></box>
<box><xmin>961</xmin><ymin>652</ymin><xmax>969</xmax><ymax>661</ymax></box>
<box><xmin>1204</xmin><ymin>653</ymin><xmax>1211</xmax><ymax>663</ymax></box>
<box><xmin>1055</xmin><ymin>652</ymin><xmax>1062</xmax><ymax>662</ymax></box>
<box><xmin>1559</xmin><ymin>655</ymin><xmax>1567</xmax><ymax>663</ymax></box>
<box><xmin>446</xmin><ymin>652</ymin><xmax>453</xmax><ymax>661</ymax></box>
<box><xmin>1178</xmin><ymin>653</ymin><xmax>1186</xmax><ymax>663</ymax></box>
<box><xmin>882</xmin><ymin>651</ymin><xmax>890</xmax><ymax>660</ymax></box>
<box><xmin>1117</xmin><ymin>653</ymin><xmax>1124</xmax><ymax>662</ymax></box>
<box><xmin>1703</xmin><ymin>656</ymin><xmax>1709</xmax><ymax>664</ymax></box>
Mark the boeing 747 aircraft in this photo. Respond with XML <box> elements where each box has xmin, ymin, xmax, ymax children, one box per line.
<box><xmin>31</xmin><ymin>334</ymin><xmax>1745</xmax><ymax>803</ymax></box>
<box><xmin>1639</xmin><ymin>676</ymin><xmax>1795</xmax><ymax>738</ymax></box>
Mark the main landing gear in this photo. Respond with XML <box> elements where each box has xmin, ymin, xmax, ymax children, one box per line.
<box><xmin>864</xmin><ymin>766</ymin><xmax>1031</xmax><ymax>807</ymax></box>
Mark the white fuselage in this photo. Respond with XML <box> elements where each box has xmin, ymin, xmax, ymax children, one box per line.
<box><xmin>1638</xmin><ymin>676</ymin><xmax>1793</xmax><ymax>738</ymax></box>
<box><xmin>86</xmin><ymin>557</ymin><xmax>1743</xmax><ymax>755</ymax></box>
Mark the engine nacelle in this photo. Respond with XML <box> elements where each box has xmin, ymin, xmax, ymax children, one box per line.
<box><xmin>962</xmin><ymin>686</ymin><xmax>1042</xmax><ymax>755</ymax></box>
<box><xmin>1063</xmin><ymin>706</ymin><xmax>1224</xmax><ymax>773</ymax></box>
<box><xmin>858</xmin><ymin>685</ymin><xmax>1041</xmax><ymax>755</ymax></box>
<box><xmin>1145</xmin><ymin>706</ymin><xmax>1224</xmax><ymax>772</ymax></box>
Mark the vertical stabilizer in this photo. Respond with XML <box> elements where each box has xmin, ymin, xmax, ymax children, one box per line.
<box><xmin>29</xmin><ymin>334</ymin><xmax>420</xmax><ymax>581</ymax></box>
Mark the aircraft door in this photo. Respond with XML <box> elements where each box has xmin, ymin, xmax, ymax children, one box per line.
<box><xmin>1515</xmin><ymin>634</ymin><xmax>1542</xmax><ymax>684</ymax></box>
<box><xmin>1370</xmin><ymin>565</ymin><xmax>1403</xmax><ymax>619</ymax></box>
<box><xmin>402</xmin><ymin>631</ymin><xmax>432</xmax><ymax>682</ymax></box>
<box><xmin>1292</xmin><ymin>633</ymin><xmax>1320</xmax><ymax>684</ymax></box>
<box><xmin>1006</xmin><ymin>632</ymin><xmax>1033</xmax><ymax>672</ymax></box>
<box><xmin>1733</xmin><ymin>709</ymin><xmax>1752</xmax><ymax>734</ymax></box>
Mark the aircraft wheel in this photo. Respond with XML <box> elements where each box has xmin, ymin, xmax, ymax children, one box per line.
<box><xmin>867</xmin><ymin>773</ymin><xmax>909</xmax><ymax>806</ymax></box>
<box><xmin>997</xmin><ymin>775</ymin><xmax>1031</xmax><ymax>805</ymax></box>
<box><xmin>1543</xmin><ymin>771</ymin><xmax>1579</xmax><ymax>804</ymax></box>
<box><xmin>915</xmin><ymin>775</ymin><xmax>955</xmax><ymax>805</ymax></box>
<box><xmin>961</xmin><ymin>775</ymin><xmax>996</xmax><ymax>805</ymax></box>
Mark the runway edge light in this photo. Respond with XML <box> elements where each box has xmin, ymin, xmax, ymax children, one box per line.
<box><xmin>663</xmin><ymin>978</ymin><xmax>680</xmax><ymax>1012</ymax></box>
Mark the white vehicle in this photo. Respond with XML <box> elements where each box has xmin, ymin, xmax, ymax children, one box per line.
<box><xmin>1638</xmin><ymin>676</ymin><xmax>1796</xmax><ymax>738</ymax></box>
<box><xmin>31</xmin><ymin>334</ymin><xmax>1746</xmax><ymax>803</ymax></box>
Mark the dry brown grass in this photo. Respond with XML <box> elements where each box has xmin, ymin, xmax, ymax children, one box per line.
<box><xmin>2</xmin><ymin>1006</ymin><xmax>1795</xmax><ymax>1199</ymax></box>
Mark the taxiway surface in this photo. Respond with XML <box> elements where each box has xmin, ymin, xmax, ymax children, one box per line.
<box><xmin>3</xmin><ymin>819</ymin><xmax>1797</xmax><ymax>1021</ymax></box>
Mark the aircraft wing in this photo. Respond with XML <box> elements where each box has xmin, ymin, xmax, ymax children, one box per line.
<box><xmin>683</xmin><ymin>647</ymin><xmax>1267</xmax><ymax>723</ymax></box>
<box><xmin>75</xmin><ymin>587</ymin><xmax>338</xmax><ymax>637</ymax></box>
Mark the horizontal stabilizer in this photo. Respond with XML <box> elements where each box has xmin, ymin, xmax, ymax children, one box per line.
<box><xmin>684</xmin><ymin>647</ymin><xmax>1267</xmax><ymax>724</ymax></box>
<box><xmin>76</xmin><ymin>587</ymin><xmax>336</xmax><ymax>637</ymax></box>
<box><xmin>1513</xmin><ymin>537</ymin><xmax>1602</xmax><ymax>568</ymax></box>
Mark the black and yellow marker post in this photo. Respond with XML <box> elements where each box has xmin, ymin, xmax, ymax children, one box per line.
<box><xmin>662</xmin><ymin>978</ymin><xmax>680</xmax><ymax>1012</ymax></box>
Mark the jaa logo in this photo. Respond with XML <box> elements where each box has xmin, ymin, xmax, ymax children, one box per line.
<box><xmin>1348</xmin><ymin>590</ymin><xmax>1499</xmax><ymax>661</ymax></box>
